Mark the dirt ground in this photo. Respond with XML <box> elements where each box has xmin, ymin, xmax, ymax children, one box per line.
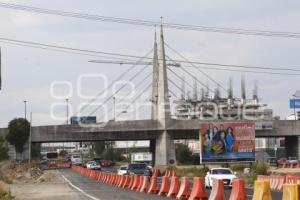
<box><xmin>9</xmin><ymin>170</ymin><xmax>86</xmax><ymax>200</ymax></box>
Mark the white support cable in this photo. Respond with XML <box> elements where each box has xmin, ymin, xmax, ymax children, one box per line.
<box><xmin>85</xmin><ymin>64</ymin><xmax>149</xmax><ymax>118</ymax></box>
<box><xmin>165</xmin><ymin>43</ymin><xmax>228</xmax><ymax>93</ymax></box>
<box><xmin>115</xmin><ymin>82</ymin><xmax>152</xmax><ymax>119</ymax></box>
<box><xmin>72</xmin><ymin>49</ymin><xmax>153</xmax><ymax>118</ymax></box>
<box><xmin>98</xmin><ymin>70</ymin><xmax>152</xmax><ymax>121</ymax></box>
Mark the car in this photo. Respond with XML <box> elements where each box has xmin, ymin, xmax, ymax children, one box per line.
<box><xmin>287</xmin><ymin>157</ymin><xmax>298</xmax><ymax>165</ymax></box>
<box><xmin>267</xmin><ymin>157</ymin><xmax>278</xmax><ymax>167</ymax></box>
<box><xmin>127</xmin><ymin>163</ymin><xmax>152</xmax><ymax>176</ymax></box>
<box><xmin>117</xmin><ymin>165</ymin><xmax>128</xmax><ymax>175</ymax></box>
<box><xmin>71</xmin><ymin>154</ymin><xmax>83</xmax><ymax>165</ymax></box>
<box><xmin>100</xmin><ymin>160</ymin><xmax>114</xmax><ymax>167</ymax></box>
<box><xmin>86</xmin><ymin>161</ymin><xmax>101</xmax><ymax>170</ymax></box>
<box><xmin>205</xmin><ymin>168</ymin><xmax>237</xmax><ymax>188</ymax></box>
<box><xmin>277</xmin><ymin>157</ymin><xmax>287</xmax><ymax>166</ymax></box>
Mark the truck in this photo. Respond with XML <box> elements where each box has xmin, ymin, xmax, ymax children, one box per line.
<box><xmin>71</xmin><ymin>153</ymin><xmax>83</xmax><ymax>165</ymax></box>
<box><xmin>131</xmin><ymin>152</ymin><xmax>152</xmax><ymax>165</ymax></box>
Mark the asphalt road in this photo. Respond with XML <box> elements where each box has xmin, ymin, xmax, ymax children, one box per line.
<box><xmin>58</xmin><ymin>169</ymin><xmax>283</xmax><ymax>200</ymax></box>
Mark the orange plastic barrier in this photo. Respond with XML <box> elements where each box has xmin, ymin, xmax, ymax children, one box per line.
<box><xmin>118</xmin><ymin>175</ymin><xmax>126</xmax><ymax>187</ymax></box>
<box><xmin>152</xmin><ymin>168</ymin><xmax>160</xmax><ymax>177</ymax></box>
<box><xmin>122</xmin><ymin>175</ymin><xmax>131</xmax><ymax>188</ymax></box>
<box><xmin>176</xmin><ymin>177</ymin><xmax>191</xmax><ymax>200</ymax></box>
<box><xmin>128</xmin><ymin>175</ymin><xmax>134</xmax><ymax>189</ymax></box>
<box><xmin>158</xmin><ymin>176</ymin><xmax>170</xmax><ymax>196</ymax></box>
<box><xmin>188</xmin><ymin>177</ymin><xmax>207</xmax><ymax>200</ymax></box>
<box><xmin>229</xmin><ymin>179</ymin><xmax>247</xmax><ymax>200</ymax></box>
<box><xmin>171</xmin><ymin>170</ymin><xmax>177</xmax><ymax>177</ymax></box>
<box><xmin>140</xmin><ymin>176</ymin><xmax>150</xmax><ymax>192</ymax></box>
<box><xmin>131</xmin><ymin>175</ymin><xmax>140</xmax><ymax>190</ymax></box>
<box><xmin>286</xmin><ymin>175</ymin><xmax>300</xmax><ymax>184</ymax></box>
<box><xmin>167</xmin><ymin>176</ymin><xmax>180</xmax><ymax>198</ymax></box>
<box><xmin>208</xmin><ymin>179</ymin><xmax>226</xmax><ymax>200</ymax></box>
<box><xmin>136</xmin><ymin>176</ymin><xmax>144</xmax><ymax>191</ymax></box>
<box><xmin>147</xmin><ymin>176</ymin><xmax>159</xmax><ymax>194</ymax></box>
<box><xmin>270</xmin><ymin>175</ymin><xmax>285</xmax><ymax>191</ymax></box>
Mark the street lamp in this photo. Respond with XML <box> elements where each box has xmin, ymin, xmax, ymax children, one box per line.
<box><xmin>113</xmin><ymin>96</ymin><xmax>116</xmax><ymax>121</ymax></box>
<box><xmin>23</xmin><ymin>100</ymin><xmax>27</xmax><ymax>119</ymax></box>
<box><xmin>66</xmin><ymin>98</ymin><xmax>69</xmax><ymax>124</ymax></box>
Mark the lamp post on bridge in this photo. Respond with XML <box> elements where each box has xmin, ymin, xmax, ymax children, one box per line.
<box><xmin>66</xmin><ymin>98</ymin><xmax>69</xmax><ymax>124</ymax></box>
<box><xmin>23</xmin><ymin>100</ymin><xmax>27</xmax><ymax>120</ymax></box>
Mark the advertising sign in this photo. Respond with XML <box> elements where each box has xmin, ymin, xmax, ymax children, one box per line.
<box><xmin>200</xmin><ymin>122</ymin><xmax>255</xmax><ymax>163</ymax></box>
<box><xmin>289</xmin><ymin>99</ymin><xmax>300</xmax><ymax>109</ymax></box>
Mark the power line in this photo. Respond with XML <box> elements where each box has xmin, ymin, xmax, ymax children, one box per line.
<box><xmin>1</xmin><ymin>2</ymin><xmax>300</xmax><ymax>38</ymax></box>
<box><xmin>165</xmin><ymin>43</ymin><xmax>228</xmax><ymax>93</ymax></box>
<box><xmin>0</xmin><ymin>36</ymin><xmax>300</xmax><ymax>75</ymax></box>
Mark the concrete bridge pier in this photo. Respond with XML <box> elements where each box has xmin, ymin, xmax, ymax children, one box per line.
<box><xmin>285</xmin><ymin>136</ymin><xmax>300</xmax><ymax>160</ymax></box>
<box><xmin>155</xmin><ymin>130</ymin><xmax>176</xmax><ymax>166</ymax></box>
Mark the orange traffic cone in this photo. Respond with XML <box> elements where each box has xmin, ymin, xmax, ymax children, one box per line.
<box><xmin>176</xmin><ymin>177</ymin><xmax>191</xmax><ymax>200</ymax></box>
<box><xmin>229</xmin><ymin>179</ymin><xmax>247</xmax><ymax>200</ymax></box>
<box><xmin>208</xmin><ymin>179</ymin><xmax>226</xmax><ymax>200</ymax></box>
<box><xmin>188</xmin><ymin>177</ymin><xmax>208</xmax><ymax>200</ymax></box>
<box><xmin>158</xmin><ymin>176</ymin><xmax>170</xmax><ymax>196</ymax></box>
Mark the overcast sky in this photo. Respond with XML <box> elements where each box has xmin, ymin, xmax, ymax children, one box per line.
<box><xmin>0</xmin><ymin>0</ymin><xmax>300</xmax><ymax>127</ymax></box>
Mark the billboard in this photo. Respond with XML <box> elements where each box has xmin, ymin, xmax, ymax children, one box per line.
<box><xmin>289</xmin><ymin>99</ymin><xmax>300</xmax><ymax>109</ymax></box>
<box><xmin>200</xmin><ymin>122</ymin><xmax>255</xmax><ymax>163</ymax></box>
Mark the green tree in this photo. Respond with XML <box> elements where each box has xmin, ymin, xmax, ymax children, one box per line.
<box><xmin>31</xmin><ymin>143</ymin><xmax>41</xmax><ymax>160</ymax></box>
<box><xmin>0</xmin><ymin>135</ymin><xmax>8</xmax><ymax>161</ymax></box>
<box><xmin>175</xmin><ymin>143</ymin><xmax>193</xmax><ymax>165</ymax></box>
<box><xmin>6</xmin><ymin>118</ymin><xmax>30</xmax><ymax>153</ymax></box>
<box><xmin>59</xmin><ymin>150</ymin><xmax>68</xmax><ymax>157</ymax></box>
<box><xmin>93</xmin><ymin>141</ymin><xmax>105</xmax><ymax>156</ymax></box>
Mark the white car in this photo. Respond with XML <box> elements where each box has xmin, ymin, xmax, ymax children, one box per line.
<box><xmin>117</xmin><ymin>165</ymin><xmax>128</xmax><ymax>175</ymax></box>
<box><xmin>205</xmin><ymin>168</ymin><xmax>237</xmax><ymax>188</ymax></box>
<box><xmin>86</xmin><ymin>161</ymin><xmax>101</xmax><ymax>170</ymax></box>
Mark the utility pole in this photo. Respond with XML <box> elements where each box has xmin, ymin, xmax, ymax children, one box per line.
<box><xmin>66</xmin><ymin>98</ymin><xmax>69</xmax><ymax>124</ymax></box>
<box><xmin>29</xmin><ymin>112</ymin><xmax>32</xmax><ymax>164</ymax></box>
<box><xmin>113</xmin><ymin>96</ymin><xmax>116</xmax><ymax>121</ymax></box>
<box><xmin>24</xmin><ymin>100</ymin><xmax>27</xmax><ymax>119</ymax></box>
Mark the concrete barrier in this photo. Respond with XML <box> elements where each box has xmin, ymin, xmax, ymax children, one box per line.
<box><xmin>282</xmin><ymin>184</ymin><xmax>300</xmax><ymax>200</ymax></box>
<box><xmin>252</xmin><ymin>181</ymin><xmax>272</xmax><ymax>200</ymax></box>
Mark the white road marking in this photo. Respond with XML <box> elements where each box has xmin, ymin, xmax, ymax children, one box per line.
<box><xmin>60</xmin><ymin>172</ymin><xmax>101</xmax><ymax>200</ymax></box>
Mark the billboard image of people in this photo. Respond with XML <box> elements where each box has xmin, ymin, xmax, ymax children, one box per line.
<box><xmin>200</xmin><ymin>122</ymin><xmax>255</xmax><ymax>162</ymax></box>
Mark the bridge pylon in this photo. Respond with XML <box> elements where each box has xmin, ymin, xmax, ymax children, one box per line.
<box><xmin>152</xmin><ymin>24</ymin><xmax>176</xmax><ymax>166</ymax></box>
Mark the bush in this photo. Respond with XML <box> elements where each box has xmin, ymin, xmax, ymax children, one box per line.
<box><xmin>0</xmin><ymin>136</ymin><xmax>8</xmax><ymax>161</ymax></box>
<box><xmin>231</xmin><ymin>164</ymin><xmax>248</xmax><ymax>172</ymax></box>
<box><xmin>247</xmin><ymin>162</ymin><xmax>269</xmax><ymax>186</ymax></box>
